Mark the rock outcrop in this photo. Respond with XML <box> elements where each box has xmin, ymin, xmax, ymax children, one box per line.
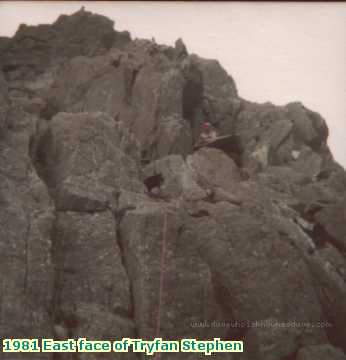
<box><xmin>1</xmin><ymin>8</ymin><xmax>345</xmax><ymax>360</ymax></box>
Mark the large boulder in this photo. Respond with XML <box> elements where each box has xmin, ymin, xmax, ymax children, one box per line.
<box><xmin>119</xmin><ymin>201</ymin><xmax>232</xmax><ymax>355</ymax></box>
<box><xmin>155</xmin><ymin>115</ymin><xmax>193</xmax><ymax>158</ymax></box>
<box><xmin>187</xmin><ymin>147</ymin><xmax>241</xmax><ymax>191</ymax></box>
<box><xmin>181</xmin><ymin>54</ymin><xmax>241</xmax><ymax>143</ymax></box>
<box><xmin>234</xmin><ymin>100</ymin><xmax>330</xmax><ymax>177</ymax></box>
<box><xmin>286</xmin><ymin>102</ymin><xmax>328</xmax><ymax>151</ymax></box>
<box><xmin>143</xmin><ymin>148</ymin><xmax>242</xmax><ymax>203</ymax></box>
<box><xmin>187</xmin><ymin>202</ymin><xmax>328</xmax><ymax>359</ymax></box>
<box><xmin>52</xmin><ymin>211</ymin><xmax>135</xmax><ymax>359</ymax></box>
<box><xmin>143</xmin><ymin>154</ymin><xmax>207</xmax><ymax>200</ymax></box>
<box><xmin>32</xmin><ymin>112</ymin><xmax>144</xmax><ymax>211</ymax></box>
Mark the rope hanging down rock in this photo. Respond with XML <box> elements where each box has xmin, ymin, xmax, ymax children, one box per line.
<box><xmin>155</xmin><ymin>211</ymin><xmax>168</xmax><ymax>359</ymax></box>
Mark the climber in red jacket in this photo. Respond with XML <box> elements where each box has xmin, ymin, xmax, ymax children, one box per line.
<box><xmin>197</xmin><ymin>120</ymin><xmax>218</xmax><ymax>146</ymax></box>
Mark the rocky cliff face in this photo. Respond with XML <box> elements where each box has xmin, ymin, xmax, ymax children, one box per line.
<box><xmin>0</xmin><ymin>8</ymin><xmax>345</xmax><ymax>360</ymax></box>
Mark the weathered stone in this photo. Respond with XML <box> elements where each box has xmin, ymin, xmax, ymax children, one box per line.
<box><xmin>185</xmin><ymin>54</ymin><xmax>238</xmax><ymax>135</ymax></box>
<box><xmin>249</xmin><ymin>144</ymin><xmax>271</xmax><ymax>170</ymax></box>
<box><xmin>0</xmin><ymin>106</ymin><xmax>54</xmax><ymax>360</ymax></box>
<box><xmin>187</xmin><ymin>147</ymin><xmax>241</xmax><ymax>191</ymax></box>
<box><xmin>291</xmin><ymin>146</ymin><xmax>323</xmax><ymax>177</ymax></box>
<box><xmin>0</xmin><ymin>8</ymin><xmax>129</xmax><ymax>82</ymax></box>
<box><xmin>0</xmin><ymin>172</ymin><xmax>54</xmax><ymax>338</ymax></box>
<box><xmin>314</xmin><ymin>196</ymin><xmax>346</xmax><ymax>252</ymax></box>
<box><xmin>234</xmin><ymin>100</ymin><xmax>330</xmax><ymax>173</ymax></box>
<box><xmin>120</xmin><ymin>201</ymin><xmax>228</xmax><ymax>343</ymax></box>
<box><xmin>264</xmin><ymin>118</ymin><xmax>293</xmax><ymax>151</ymax></box>
<box><xmin>155</xmin><ymin>115</ymin><xmax>193</xmax><ymax>158</ymax></box>
<box><xmin>293</xmin><ymin>182</ymin><xmax>339</xmax><ymax>211</ymax></box>
<box><xmin>188</xmin><ymin>204</ymin><xmax>327</xmax><ymax>359</ymax></box>
<box><xmin>53</xmin><ymin>211</ymin><xmax>135</xmax><ymax>358</ymax></box>
<box><xmin>143</xmin><ymin>154</ymin><xmax>206</xmax><ymax>200</ymax></box>
<box><xmin>0</xmin><ymin>71</ymin><xmax>9</xmax><ymax>109</ymax></box>
<box><xmin>174</xmin><ymin>38</ymin><xmax>188</xmax><ymax>59</ymax></box>
<box><xmin>0</xmin><ymin>78</ymin><xmax>9</xmax><ymax>139</ymax></box>
<box><xmin>33</xmin><ymin>112</ymin><xmax>144</xmax><ymax>211</ymax></box>
<box><xmin>286</xmin><ymin>102</ymin><xmax>328</xmax><ymax>150</ymax></box>
<box><xmin>305</xmin><ymin>245</ymin><xmax>346</xmax><ymax>352</ymax></box>
<box><xmin>1</xmin><ymin>9</ymin><xmax>345</xmax><ymax>359</ymax></box>
<box><xmin>297</xmin><ymin>344</ymin><xmax>346</xmax><ymax>360</ymax></box>
<box><xmin>196</xmin><ymin>55</ymin><xmax>237</xmax><ymax>99</ymax></box>
<box><xmin>257</xmin><ymin>166</ymin><xmax>311</xmax><ymax>189</ymax></box>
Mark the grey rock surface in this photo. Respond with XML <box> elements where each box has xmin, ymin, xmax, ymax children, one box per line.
<box><xmin>0</xmin><ymin>8</ymin><xmax>345</xmax><ymax>360</ymax></box>
<box><xmin>297</xmin><ymin>344</ymin><xmax>346</xmax><ymax>360</ymax></box>
<box><xmin>53</xmin><ymin>211</ymin><xmax>135</xmax><ymax>360</ymax></box>
<box><xmin>0</xmin><ymin>80</ymin><xmax>54</xmax><ymax>360</ymax></box>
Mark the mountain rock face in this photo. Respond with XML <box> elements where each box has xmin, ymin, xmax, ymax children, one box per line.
<box><xmin>0</xmin><ymin>8</ymin><xmax>345</xmax><ymax>360</ymax></box>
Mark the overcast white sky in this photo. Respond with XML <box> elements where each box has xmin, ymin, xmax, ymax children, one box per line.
<box><xmin>1</xmin><ymin>1</ymin><xmax>345</xmax><ymax>168</ymax></box>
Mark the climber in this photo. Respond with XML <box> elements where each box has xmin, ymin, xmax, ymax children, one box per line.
<box><xmin>196</xmin><ymin>121</ymin><xmax>218</xmax><ymax>146</ymax></box>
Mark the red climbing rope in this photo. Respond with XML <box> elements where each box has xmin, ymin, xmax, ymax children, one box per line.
<box><xmin>155</xmin><ymin>211</ymin><xmax>168</xmax><ymax>359</ymax></box>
